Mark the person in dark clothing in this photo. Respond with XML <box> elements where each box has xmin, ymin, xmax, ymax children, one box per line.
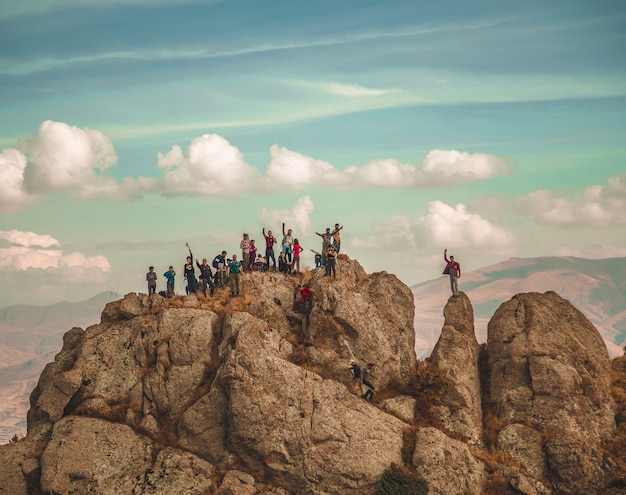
<box><xmin>196</xmin><ymin>258</ymin><xmax>215</xmax><ymax>297</ymax></box>
<box><xmin>362</xmin><ymin>363</ymin><xmax>375</xmax><ymax>401</ymax></box>
<box><xmin>146</xmin><ymin>266</ymin><xmax>157</xmax><ymax>296</ymax></box>
<box><xmin>184</xmin><ymin>255</ymin><xmax>198</xmax><ymax>294</ymax></box>
<box><xmin>325</xmin><ymin>245</ymin><xmax>337</xmax><ymax>277</ymax></box>
<box><xmin>212</xmin><ymin>250</ymin><xmax>227</xmax><ymax>287</ymax></box>
<box><xmin>349</xmin><ymin>359</ymin><xmax>363</xmax><ymax>395</ymax></box>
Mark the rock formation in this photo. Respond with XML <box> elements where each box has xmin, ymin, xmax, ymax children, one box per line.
<box><xmin>428</xmin><ymin>292</ymin><xmax>483</xmax><ymax>446</ymax></box>
<box><xmin>1</xmin><ymin>259</ymin><xmax>624</xmax><ymax>495</ymax></box>
<box><xmin>487</xmin><ymin>291</ymin><xmax>616</xmax><ymax>495</ymax></box>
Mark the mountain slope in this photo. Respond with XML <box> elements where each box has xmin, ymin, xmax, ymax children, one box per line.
<box><xmin>413</xmin><ymin>256</ymin><xmax>626</xmax><ymax>358</ymax></box>
<box><xmin>0</xmin><ymin>291</ymin><xmax>120</xmax><ymax>443</ymax></box>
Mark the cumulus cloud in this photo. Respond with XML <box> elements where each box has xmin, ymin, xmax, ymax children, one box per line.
<box><xmin>259</xmin><ymin>196</ymin><xmax>315</xmax><ymax>235</ymax></box>
<box><xmin>157</xmin><ymin>134</ymin><xmax>263</xmax><ymax>197</ymax></box>
<box><xmin>0</xmin><ymin>148</ymin><xmax>33</xmax><ymax>211</ymax></box>
<box><xmin>419</xmin><ymin>200</ymin><xmax>517</xmax><ymax>250</ymax></box>
<box><xmin>0</xmin><ymin>230</ymin><xmax>111</xmax><ymax>273</ymax></box>
<box><xmin>265</xmin><ymin>145</ymin><xmax>511</xmax><ymax>192</ymax></box>
<box><xmin>0</xmin><ymin>121</ymin><xmax>147</xmax><ymax>211</ymax></box>
<box><xmin>0</xmin><ymin>230</ymin><xmax>60</xmax><ymax>248</ymax></box>
<box><xmin>1</xmin><ymin>123</ymin><xmax>511</xmax><ymax>209</ymax></box>
<box><xmin>264</xmin><ymin>145</ymin><xmax>342</xmax><ymax>189</ymax></box>
<box><xmin>515</xmin><ymin>172</ymin><xmax>626</xmax><ymax>227</ymax></box>
<box><xmin>351</xmin><ymin>201</ymin><xmax>517</xmax><ymax>256</ymax></box>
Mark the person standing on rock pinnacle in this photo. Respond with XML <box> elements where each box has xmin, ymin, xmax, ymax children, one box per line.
<box><xmin>443</xmin><ymin>249</ymin><xmax>461</xmax><ymax>297</ymax></box>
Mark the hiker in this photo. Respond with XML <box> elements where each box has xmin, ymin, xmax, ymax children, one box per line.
<box><xmin>262</xmin><ymin>228</ymin><xmax>277</xmax><ymax>269</ymax></box>
<box><xmin>196</xmin><ymin>258</ymin><xmax>215</xmax><ymax>297</ymax></box>
<box><xmin>311</xmin><ymin>249</ymin><xmax>323</xmax><ymax>268</ymax></box>
<box><xmin>443</xmin><ymin>249</ymin><xmax>461</xmax><ymax>297</ymax></box>
<box><xmin>146</xmin><ymin>266</ymin><xmax>157</xmax><ymax>296</ymax></box>
<box><xmin>332</xmin><ymin>224</ymin><xmax>344</xmax><ymax>253</ymax></box>
<box><xmin>281</xmin><ymin>223</ymin><xmax>294</xmax><ymax>263</ymax></box>
<box><xmin>240</xmin><ymin>233</ymin><xmax>251</xmax><ymax>272</ymax></box>
<box><xmin>349</xmin><ymin>359</ymin><xmax>363</xmax><ymax>395</ymax></box>
<box><xmin>249</xmin><ymin>239</ymin><xmax>257</xmax><ymax>271</ymax></box>
<box><xmin>292</xmin><ymin>238</ymin><xmax>303</xmax><ymax>273</ymax></box>
<box><xmin>325</xmin><ymin>245</ymin><xmax>337</xmax><ymax>277</ymax></box>
<box><xmin>212</xmin><ymin>250</ymin><xmax>228</xmax><ymax>287</ymax></box>
<box><xmin>163</xmin><ymin>266</ymin><xmax>175</xmax><ymax>297</ymax></box>
<box><xmin>315</xmin><ymin>228</ymin><xmax>333</xmax><ymax>265</ymax></box>
<box><xmin>278</xmin><ymin>251</ymin><xmax>292</xmax><ymax>274</ymax></box>
<box><xmin>251</xmin><ymin>253</ymin><xmax>267</xmax><ymax>272</ymax></box>
<box><xmin>228</xmin><ymin>254</ymin><xmax>243</xmax><ymax>296</ymax></box>
<box><xmin>184</xmin><ymin>255</ymin><xmax>198</xmax><ymax>294</ymax></box>
<box><xmin>362</xmin><ymin>363</ymin><xmax>375</xmax><ymax>401</ymax></box>
<box><xmin>299</xmin><ymin>283</ymin><xmax>314</xmax><ymax>317</ymax></box>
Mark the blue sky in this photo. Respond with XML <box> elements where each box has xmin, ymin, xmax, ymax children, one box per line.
<box><xmin>0</xmin><ymin>0</ymin><xmax>625</xmax><ymax>305</ymax></box>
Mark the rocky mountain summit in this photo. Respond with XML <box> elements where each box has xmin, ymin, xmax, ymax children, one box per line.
<box><xmin>1</xmin><ymin>256</ymin><xmax>625</xmax><ymax>494</ymax></box>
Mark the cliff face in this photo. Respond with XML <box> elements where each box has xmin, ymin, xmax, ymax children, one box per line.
<box><xmin>0</xmin><ymin>257</ymin><xmax>624</xmax><ymax>495</ymax></box>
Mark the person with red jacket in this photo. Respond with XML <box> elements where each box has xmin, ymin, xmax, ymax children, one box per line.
<box><xmin>443</xmin><ymin>249</ymin><xmax>461</xmax><ymax>297</ymax></box>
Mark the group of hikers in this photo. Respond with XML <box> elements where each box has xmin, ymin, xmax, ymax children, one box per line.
<box><xmin>145</xmin><ymin>241</ymin><xmax>462</xmax><ymax>406</ymax></box>
<box><xmin>145</xmin><ymin>223</ymin><xmax>345</xmax><ymax>298</ymax></box>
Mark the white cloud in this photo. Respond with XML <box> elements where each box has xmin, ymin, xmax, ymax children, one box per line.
<box><xmin>157</xmin><ymin>134</ymin><xmax>263</xmax><ymax>197</ymax></box>
<box><xmin>2</xmin><ymin>124</ymin><xmax>511</xmax><ymax>209</ymax></box>
<box><xmin>265</xmin><ymin>144</ymin><xmax>511</xmax><ymax>192</ymax></box>
<box><xmin>259</xmin><ymin>196</ymin><xmax>315</xmax><ymax>236</ymax></box>
<box><xmin>0</xmin><ymin>148</ymin><xmax>33</xmax><ymax>212</ymax></box>
<box><xmin>264</xmin><ymin>145</ymin><xmax>342</xmax><ymax>189</ymax></box>
<box><xmin>351</xmin><ymin>201</ymin><xmax>517</xmax><ymax>256</ymax></box>
<box><xmin>419</xmin><ymin>200</ymin><xmax>517</xmax><ymax>250</ymax></box>
<box><xmin>516</xmin><ymin>172</ymin><xmax>626</xmax><ymax>227</ymax></box>
<box><xmin>0</xmin><ymin>229</ymin><xmax>111</xmax><ymax>274</ymax></box>
<box><xmin>0</xmin><ymin>230</ymin><xmax>60</xmax><ymax>248</ymax></box>
<box><xmin>322</xmin><ymin>82</ymin><xmax>394</xmax><ymax>97</ymax></box>
<box><xmin>20</xmin><ymin>120</ymin><xmax>118</xmax><ymax>194</ymax></box>
<box><xmin>0</xmin><ymin>121</ymin><xmax>147</xmax><ymax>211</ymax></box>
<box><xmin>345</xmin><ymin>150</ymin><xmax>511</xmax><ymax>188</ymax></box>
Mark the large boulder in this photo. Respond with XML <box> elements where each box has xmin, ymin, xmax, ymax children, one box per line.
<box><xmin>412</xmin><ymin>427</ymin><xmax>485</xmax><ymax>495</ymax></box>
<box><xmin>429</xmin><ymin>292</ymin><xmax>483</xmax><ymax>446</ymax></box>
<box><xmin>40</xmin><ymin>416</ymin><xmax>215</xmax><ymax>494</ymax></box>
<box><xmin>198</xmin><ymin>311</ymin><xmax>408</xmax><ymax>494</ymax></box>
<box><xmin>487</xmin><ymin>291</ymin><xmax>615</xmax><ymax>494</ymax></box>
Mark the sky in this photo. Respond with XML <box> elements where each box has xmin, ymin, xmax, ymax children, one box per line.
<box><xmin>0</xmin><ymin>0</ymin><xmax>625</xmax><ymax>306</ymax></box>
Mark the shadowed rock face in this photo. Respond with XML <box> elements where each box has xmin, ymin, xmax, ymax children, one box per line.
<box><xmin>488</xmin><ymin>291</ymin><xmax>615</xmax><ymax>495</ymax></box>
<box><xmin>0</xmin><ymin>268</ymin><xmax>622</xmax><ymax>495</ymax></box>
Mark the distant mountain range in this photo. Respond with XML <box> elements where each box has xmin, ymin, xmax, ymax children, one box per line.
<box><xmin>0</xmin><ymin>291</ymin><xmax>119</xmax><ymax>444</ymax></box>
<box><xmin>412</xmin><ymin>256</ymin><xmax>626</xmax><ymax>358</ymax></box>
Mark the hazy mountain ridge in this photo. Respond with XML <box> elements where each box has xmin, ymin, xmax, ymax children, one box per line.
<box><xmin>413</xmin><ymin>256</ymin><xmax>626</xmax><ymax>358</ymax></box>
<box><xmin>0</xmin><ymin>291</ymin><xmax>120</xmax><ymax>444</ymax></box>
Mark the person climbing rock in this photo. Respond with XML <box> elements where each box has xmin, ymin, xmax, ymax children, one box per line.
<box><xmin>349</xmin><ymin>359</ymin><xmax>363</xmax><ymax>395</ymax></box>
<box><xmin>362</xmin><ymin>363</ymin><xmax>376</xmax><ymax>401</ymax></box>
